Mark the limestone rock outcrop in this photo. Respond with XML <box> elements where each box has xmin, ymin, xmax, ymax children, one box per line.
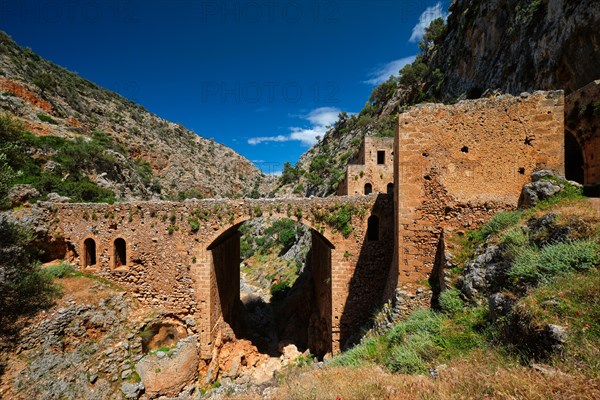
<box><xmin>135</xmin><ymin>336</ymin><xmax>199</xmax><ymax>398</ymax></box>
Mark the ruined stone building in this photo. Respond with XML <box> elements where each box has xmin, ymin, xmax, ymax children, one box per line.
<box><xmin>337</xmin><ymin>137</ymin><xmax>394</xmax><ymax>196</ymax></box>
<box><xmin>393</xmin><ymin>91</ymin><xmax>565</xmax><ymax>286</ymax></box>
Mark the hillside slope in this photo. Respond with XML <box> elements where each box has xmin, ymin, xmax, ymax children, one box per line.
<box><xmin>272</xmin><ymin>0</ymin><xmax>600</xmax><ymax>197</ymax></box>
<box><xmin>0</xmin><ymin>32</ymin><xmax>265</xmax><ymax>202</ymax></box>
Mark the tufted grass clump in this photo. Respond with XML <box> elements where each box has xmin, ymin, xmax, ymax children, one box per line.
<box><xmin>517</xmin><ymin>268</ymin><xmax>600</xmax><ymax>374</ymax></box>
<box><xmin>479</xmin><ymin>211</ymin><xmax>523</xmax><ymax>240</ymax></box>
<box><xmin>44</xmin><ymin>261</ymin><xmax>76</xmax><ymax>278</ymax></box>
<box><xmin>509</xmin><ymin>240</ymin><xmax>600</xmax><ymax>288</ymax></box>
<box><xmin>438</xmin><ymin>288</ymin><xmax>464</xmax><ymax>315</ymax></box>
<box><xmin>333</xmin><ymin>310</ymin><xmax>444</xmax><ymax>373</ymax></box>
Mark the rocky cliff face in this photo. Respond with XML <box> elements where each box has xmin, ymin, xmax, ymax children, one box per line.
<box><xmin>432</xmin><ymin>0</ymin><xmax>600</xmax><ymax>98</ymax></box>
<box><xmin>274</xmin><ymin>0</ymin><xmax>599</xmax><ymax>197</ymax></box>
<box><xmin>0</xmin><ymin>32</ymin><xmax>265</xmax><ymax>201</ymax></box>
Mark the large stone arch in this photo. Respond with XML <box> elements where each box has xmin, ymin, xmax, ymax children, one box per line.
<box><xmin>204</xmin><ymin>213</ymin><xmax>337</xmax><ymax>249</ymax></box>
<box><xmin>199</xmin><ymin>213</ymin><xmax>336</xmax><ymax>358</ymax></box>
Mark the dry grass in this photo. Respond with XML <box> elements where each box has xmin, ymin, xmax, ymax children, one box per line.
<box><xmin>244</xmin><ymin>350</ymin><xmax>600</xmax><ymax>400</ymax></box>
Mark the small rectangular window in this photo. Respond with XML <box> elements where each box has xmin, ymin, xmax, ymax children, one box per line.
<box><xmin>377</xmin><ymin>151</ymin><xmax>385</xmax><ymax>164</ymax></box>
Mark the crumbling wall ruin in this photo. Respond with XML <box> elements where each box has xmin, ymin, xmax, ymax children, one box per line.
<box><xmin>394</xmin><ymin>91</ymin><xmax>565</xmax><ymax>287</ymax></box>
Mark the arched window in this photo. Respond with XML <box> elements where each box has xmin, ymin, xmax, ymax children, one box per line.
<box><xmin>364</xmin><ymin>183</ymin><xmax>373</xmax><ymax>195</ymax></box>
<box><xmin>83</xmin><ymin>238</ymin><xmax>96</xmax><ymax>268</ymax></box>
<box><xmin>367</xmin><ymin>215</ymin><xmax>379</xmax><ymax>241</ymax></box>
<box><xmin>387</xmin><ymin>183</ymin><xmax>394</xmax><ymax>195</ymax></box>
<box><xmin>114</xmin><ymin>238</ymin><xmax>127</xmax><ymax>268</ymax></box>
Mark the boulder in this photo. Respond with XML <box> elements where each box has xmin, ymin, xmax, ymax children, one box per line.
<box><xmin>545</xmin><ymin>324</ymin><xmax>568</xmax><ymax>352</ymax></box>
<box><xmin>488</xmin><ymin>292</ymin><xmax>515</xmax><ymax>322</ymax></box>
<box><xmin>121</xmin><ymin>382</ymin><xmax>144</xmax><ymax>399</ymax></box>
<box><xmin>519</xmin><ymin>180</ymin><xmax>562</xmax><ymax>208</ymax></box>
<box><xmin>7</xmin><ymin>184</ymin><xmax>39</xmax><ymax>207</ymax></box>
<box><xmin>135</xmin><ymin>336</ymin><xmax>199</xmax><ymax>398</ymax></box>
<box><xmin>458</xmin><ymin>244</ymin><xmax>511</xmax><ymax>303</ymax></box>
<box><xmin>518</xmin><ymin>170</ymin><xmax>570</xmax><ymax>208</ymax></box>
<box><xmin>47</xmin><ymin>192</ymin><xmax>70</xmax><ymax>203</ymax></box>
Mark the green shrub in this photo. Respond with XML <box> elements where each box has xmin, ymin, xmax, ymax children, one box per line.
<box><xmin>188</xmin><ymin>216</ymin><xmax>200</xmax><ymax>233</ymax></box>
<box><xmin>265</xmin><ymin>219</ymin><xmax>297</xmax><ymax>249</ymax></box>
<box><xmin>500</xmin><ymin>227</ymin><xmax>528</xmax><ymax>248</ymax></box>
<box><xmin>270</xmin><ymin>280</ymin><xmax>290</xmax><ymax>300</ymax></box>
<box><xmin>509</xmin><ymin>240</ymin><xmax>600</xmax><ymax>287</ymax></box>
<box><xmin>280</xmin><ymin>162</ymin><xmax>302</xmax><ymax>185</ymax></box>
<box><xmin>44</xmin><ymin>261</ymin><xmax>76</xmax><ymax>278</ymax></box>
<box><xmin>403</xmin><ymin>309</ymin><xmax>442</xmax><ymax>335</ymax></box>
<box><xmin>479</xmin><ymin>211</ymin><xmax>522</xmax><ymax>239</ymax></box>
<box><xmin>37</xmin><ymin>114</ymin><xmax>58</xmax><ymax>124</ymax></box>
<box><xmin>0</xmin><ymin>219</ymin><xmax>59</xmax><ymax>325</ymax></box>
<box><xmin>386</xmin><ymin>346</ymin><xmax>426</xmax><ymax>374</ymax></box>
<box><xmin>539</xmin><ymin>240</ymin><xmax>599</xmax><ymax>274</ymax></box>
<box><xmin>438</xmin><ymin>288</ymin><xmax>464</xmax><ymax>315</ymax></box>
<box><xmin>332</xmin><ymin>337</ymin><xmax>383</xmax><ymax>367</ymax></box>
<box><xmin>0</xmin><ymin>152</ymin><xmax>18</xmax><ymax>207</ymax></box>
<box><xmin>321</xmin><ymin>205</ymin><xmax>354</xmax><ymax>237</ymax></box>
<box><xmin>387</xmin><ymin>323</ymin><xmax>406</xmax><ymax>346</ymax></box>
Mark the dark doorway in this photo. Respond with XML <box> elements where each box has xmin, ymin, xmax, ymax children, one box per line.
<box><xmin>84</xmin><ymin>238</ymin><xmax>96</xmax><ymax>267</ymax></box>
<box><xmin>114</xmin><ymin>238</ymin><xmax>127</xmax><ymax>268</ymax></box>
<box><xmin>565</xmin><ymin>133</ymin><xmax>584</xmax><ymax>184</ymax></box>
<box><xmin>386</xmin><ymin>183</ymin><xmax>394</xmax><ymax>195</ymax></box>
<box><xmin>364</xmin><ymin>183</ymin><xmax>373</xmax><ymax>195</ymax></box>
<box><xmin>367</xmin><ymin>215</ymin><xmax>379</xmax><ymax>241</ymax></box>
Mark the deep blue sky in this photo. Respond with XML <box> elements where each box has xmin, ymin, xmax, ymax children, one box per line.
<box><xmin>1</xmin><ymin>0</ymin><xmax>448</xmax><ymax>175</ymax></box>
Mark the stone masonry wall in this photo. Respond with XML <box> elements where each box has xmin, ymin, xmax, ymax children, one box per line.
<box><xmin>394</xmin><ymin>91</ymin><xmax>565</xmax><ymax>287</ymax></box>
<box><xmin>49</xmin><ymin>195</ymin><xmax>392</xmax><ymax>358</ymax></box>
<box><xmin>338</xmin><ymin>137</ymin><xmax>394</xmax><ymax>195</ymax></box>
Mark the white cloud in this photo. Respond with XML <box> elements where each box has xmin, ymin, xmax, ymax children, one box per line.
<box><xmin>304</xmin><ymin>107</ymin><xmax>340</xmax><ymax>126</ymax></box>
<box><xmin>409</xmin><ymin>2</ymin><xmax>448</xmax><ymax>43</ymax></box>
<box><xmin>247</xmin><ymin>107</ymin><xmax>343</xmax><ymax>147</ymax></box>
<box><xmin>363</xmin><ymin>55</ymin><xmax>417</xmax><ymax>85</ymax></box>
<box><xmin>247</xmin><ymin>135</ymin><xmax>289</xmax><ymax>145</ymax></box>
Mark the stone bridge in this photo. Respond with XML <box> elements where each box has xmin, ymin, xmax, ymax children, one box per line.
<box><xmin>50</xmin><ymin>195</ymin><xmax>394</xmax><ymax>358</ymax></box>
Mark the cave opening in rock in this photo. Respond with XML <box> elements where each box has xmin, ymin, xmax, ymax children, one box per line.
<box><xmin>207</xmin><ymin>217</ymin><xmax>333</xmax><ymax>359</ymax></box>
<box><xmin>565</xmin><ymin>132</ymin><xmax>585</xmax><ymax>184</ymax></box>
<box><xmin>140</xmin><ymin>320</ymin><xmax>188</xmax><ymax>353</ymax></box>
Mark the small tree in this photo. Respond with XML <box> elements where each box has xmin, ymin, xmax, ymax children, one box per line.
<box><xmin>280</xmin><ymin>162</ymin><xmax>301</xmax><ymax>185</ymax></box>
<box><xmin>0</xmin><ymin>152</ymin><xmax>17</xmax><ymax>207</ymax></box>
<box><xmin>0</xmin><ymin>218</ymin><xmax>58</xmax><ymax>331</ymax></box>
<box><xmin>419</xmin><ymin>17</ymin><xmax>447</xmax><ymax>51</ymax></box>
<box><xmin>32</xmin><ymin>72</ymin><xmax>55</xmax><ymax>96</ymax></box>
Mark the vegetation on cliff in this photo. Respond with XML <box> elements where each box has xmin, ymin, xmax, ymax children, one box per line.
<box><xmin>0</xmin><ymin>31</ymin><xmax>265</xmax><ymax>203</ymax></box>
